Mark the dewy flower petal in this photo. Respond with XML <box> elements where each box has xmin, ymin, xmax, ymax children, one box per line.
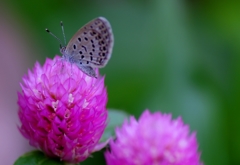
<box><xmin>18</xmin><ymin>56</ymin><xmax>108</xmax><ymax>163</ymax></box>
<box><xmin>105</xmin><ymin>110</ymin><xmax>203</xmax><ymax>165</ymax></box>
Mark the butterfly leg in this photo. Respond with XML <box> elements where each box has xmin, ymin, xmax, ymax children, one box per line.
<box><xmin>70</xmin><ymin>62</ymin><xmax>74</xmax><ymax>77</ymax></box>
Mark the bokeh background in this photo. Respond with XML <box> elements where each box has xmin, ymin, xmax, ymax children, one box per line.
<box><xmin>1</xmin><ymin>0</ymin><xmax>240</xmax><ymax>164</ymax></box>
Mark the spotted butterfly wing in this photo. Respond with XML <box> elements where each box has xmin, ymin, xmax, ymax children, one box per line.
<box><xmin>62</xmin><ymin>17</ymin><xmax>114</xmax><ymax>77</ymax></box>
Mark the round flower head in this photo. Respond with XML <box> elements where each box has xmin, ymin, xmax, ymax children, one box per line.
<box><xmin>105</xmin><ymin>110</ymin><xmax>203</xmax><ymax>165</ymax></box>
<box><xmin>18</xmin><ymin>56</ymin><xmax>108</xmax><ymax>163</ymax></box>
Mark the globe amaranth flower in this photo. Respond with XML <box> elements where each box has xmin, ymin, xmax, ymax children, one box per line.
<box><xmin>105</xmin><ymin>110</ymin><xmax>203</xmax><ymax>165</ymax></box>
<box><xmin>18</xmin><ymin>56</ymin><xmax>108</xmax><ymax>163</ymax></box>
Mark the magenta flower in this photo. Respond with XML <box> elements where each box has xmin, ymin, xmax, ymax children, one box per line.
<box><xmin>105</xmin><ymin>110</ymin><xmax>203</xmax><ymax>165</ymax></box>
<box><xmin>18</xmin><ymin>56</ymin><xmax>108</xmax><ymax>163</ymax></box>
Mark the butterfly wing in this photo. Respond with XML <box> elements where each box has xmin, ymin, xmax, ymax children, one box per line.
<box><xmin>65</xmin><ymin>17</ymin><xmax>114</xmax><ymax>68</ymax></box>
<box><xmin>76</xmin><ymin>65</ymin><xmax>97</xmax><ymax>78</ymax></box>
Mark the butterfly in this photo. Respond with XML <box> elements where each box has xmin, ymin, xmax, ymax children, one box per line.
<box><xmin>46</xmin><ymin>17</ymin><xmax>114</xmax><ymax>78</ymax></box>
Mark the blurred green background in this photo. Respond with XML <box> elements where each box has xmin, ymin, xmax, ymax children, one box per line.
<box><xmin>1</xmin><ymin>0</ymin><xmax>240</xmax><ymax>164</ymax></box>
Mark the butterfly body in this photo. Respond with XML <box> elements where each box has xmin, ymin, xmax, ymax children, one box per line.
<box><xmin>59</xmin><ymin>17</ymin><xmax>114</xmax><ymax>78</ymax></box>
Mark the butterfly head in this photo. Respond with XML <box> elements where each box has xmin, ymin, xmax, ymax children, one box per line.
<box><xmin>60</xmin><ymin>46</ymin><xmax>68</xmax><ymax>59</ymax></box>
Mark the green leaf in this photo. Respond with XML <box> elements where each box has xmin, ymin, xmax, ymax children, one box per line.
<box><xmin>14</xmin><ymin>150</ymin><xmax>69</xmax><ymax>165</ymax></box>
<box><xmin>80</xmin><ymin>151</ymin><xmax>106</xmax><ymax>165</ymax></box>
<box><xmin>100</xmin><ymin>109</ymin><xmax>129</xmax><ymax>142</ymax></box>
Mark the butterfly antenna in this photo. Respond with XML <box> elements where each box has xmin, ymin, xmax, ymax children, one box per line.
<box><xmin>60</xmin><ymin>21</ymin><xmax>66</xmax><ymax>45</ymax></box>
<box><xmin>45</xmin><ymin>28</ymin><xmax>64</xmax><ymax>47</ymax></box>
